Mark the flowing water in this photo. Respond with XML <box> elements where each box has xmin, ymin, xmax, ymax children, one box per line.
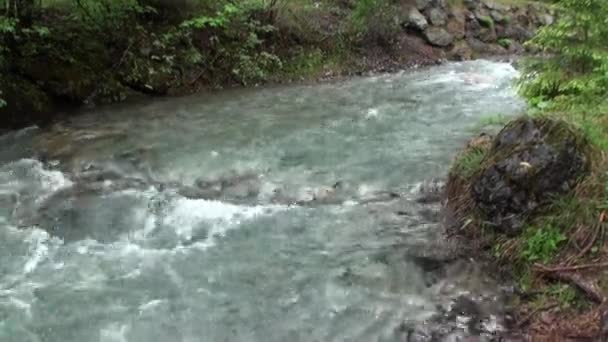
<box><xmin>0</xmin><ymin>60</ymin><xmax>524</xmax><ymax>342</ymax></box>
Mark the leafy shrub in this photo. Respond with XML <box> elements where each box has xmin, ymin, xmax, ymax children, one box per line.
<box><xmin>521</xmin><ymin>224</ymin><xmax>566</xmax><ymax>263</ymax></box>
<box><xmin>518</xmin><ymin>0</ymin><xmax>608</xmax><ymax>107</ymax></box>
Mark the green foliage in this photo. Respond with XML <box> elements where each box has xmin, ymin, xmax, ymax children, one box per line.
<box><xmin>453</xmin><ymin>146</ymin><xmax>487</xmax><ymax>178</ymax></box>
<box><xmin>477</xmin><ymin>15</ymin><xmax>494</xmax><ymax>28</ymax></box>
<box><xmin>521</xmin><ymin>224</ymin><xmax>566</xmax><ymax>263</ymax></box>
<box><xmin>518</xmin><ymin>0</ymin><xmax>608</xmax><ymax>106</ymax></box>
<box><xmin>497</xmin><ymin>38</ymin><xmax>512</xmax><ymax>49</ymax></box>
<box><xmin>180</xmin><ymin>3</ymin><xmax>240</xmax><ymax>29</ymax></box>
<box><xmin>348</xmin><ymin>0</ymin><xmax>400</xmax><ymax>43</ymax></box>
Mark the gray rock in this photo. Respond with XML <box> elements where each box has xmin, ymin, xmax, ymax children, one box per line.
<box><xmin>465</xmin><ymin>18</ymin><xmax>482</xmax><ymax>38</ymax></box>
<box><xmin>447</xmin><ymin>17</ymin><xmax>465</xmax><ymax>39</ymax></box>
<box><xmin>427</xmin><ymin>8</ymin><xmax>447</xmax><ymax>26</ymax></box>
<box><xmin>416</xmin><ymin>0</ymin><xmax>432</xmax><ymax>10</ymax></box>
<box><xmin>501</xmin><ymin>24</ymin><xmax>533</xmax><ymax>41</ymax></box>
<box><xmin>471</xmin><ymin>118</ymin><xmax>589</xmax><ymax>235</ymax></box>
<box><xmin>448</xmin><ymin>40</ymin><xmax>473</xmax><ymax>61</ymax></box>
<box><xmin>490</xmin><ymin>10</ymin><xmax>506</xmax><ymax>23</ymax></box>
<box><xmin>538</xmin><ymin>13</ymin><xmax>554</xmax><ymax>26</ymax></box>
<box><xmin>482</xmin><ymin>0</ymin><xmax>509</xmax><ymax>11</ymax></box>
<box><xmin>423</xmin><ymin>27</ymin><xmax>454</xmax><ymax>47</ymax></box>
<box><xmin>407</xmin><ymin>7</ymin><xmax>428</xmax><ymax>31</ymax></box>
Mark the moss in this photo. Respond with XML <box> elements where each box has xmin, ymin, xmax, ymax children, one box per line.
<box><xmin>477</xmin><ymin>15</ymin><xmax>495</xmax><ymax>28</ymax></box>
<box><xmin>497</xmin><ymin>38</ymin><xmax>512</xmax><ymax>49</ymax></box>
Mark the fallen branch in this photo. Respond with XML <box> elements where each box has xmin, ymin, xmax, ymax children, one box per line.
<box><xmin>568</xmin><ymin>222</ymin><xmax>602</xmax><ymax>264</ymax></box>
<box><xmin>534</xmin><ymin>262</ymin><xmax>608</xmax><ymax>273</ymax></box>
<box><xmin>538</xmin><ymin>271</ymin><xmax>606</xmax><ymax>304</ymax></box>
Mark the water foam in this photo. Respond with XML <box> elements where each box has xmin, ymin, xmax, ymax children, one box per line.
<box><xmin>162</xmin><ymin>197</ymin><xmax>289</xmax><ymax>250</ymax></box>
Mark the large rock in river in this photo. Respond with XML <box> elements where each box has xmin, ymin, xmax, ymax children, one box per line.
<box><xmin>470</xmin><ymin>118</ymin><xmax>590</xmax><ymax>235</ymax></box>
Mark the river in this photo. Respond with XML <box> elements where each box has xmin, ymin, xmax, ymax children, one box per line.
<box><xmin>0</xmin><ymin>60</ymin><xmax>524</xmax><ymax>341</ymax></box>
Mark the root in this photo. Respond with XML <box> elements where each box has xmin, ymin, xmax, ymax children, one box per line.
<box><xmin>535</xmin><ymin>262</ymin><xmax>608</xmax><ymax>273</ymax></box>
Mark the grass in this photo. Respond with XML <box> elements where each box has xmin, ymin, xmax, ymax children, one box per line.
<box><xmin>520</xmin><ymin>224</ymin><xmax>567</xmax><ymax>263</ymax></box>
<box><xmin>472</xmin><ymin>113</ymin><xmax>511</xmax><ymax>131</ymax></box>
<box><xmin>497</xmin><ymin>38</ymin><xmax>512</xmax><ymax>49</ymax></box>
<box><xmin>453</xmin><ymin>146</ymin><xmax>487</xmax><ymax>178</ymax></box>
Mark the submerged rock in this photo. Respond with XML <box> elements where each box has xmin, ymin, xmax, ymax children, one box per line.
<box><xmin>470</xmin><ymin>118</ymin><xmax>589</xmax><ymax>234</ymax></box>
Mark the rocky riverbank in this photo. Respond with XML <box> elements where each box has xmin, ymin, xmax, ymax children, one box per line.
<box><xmin>446</xmin><ymin>117</ymin><xmax>608</xmax><ymax>339</ymax></box>
<box><xmin>0</xmin><ymin>0</ymin><xmax>551</xmax><ymax>130</ymax></box>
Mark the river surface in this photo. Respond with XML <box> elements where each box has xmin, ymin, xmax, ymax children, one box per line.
<box><xmin>0</xmin><ymin>60</ymin><xmax>524</xmax><ymax>342</ymax></box>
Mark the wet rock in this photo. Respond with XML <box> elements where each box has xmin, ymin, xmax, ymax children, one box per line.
<box><xmin>184</xmin><ymin>173</ymin><xmax>262</xmax><ymax>201</ymax></box>
<box><xmin>423</xmin><ymin>27</ymin><xmax>454</xmax><ymax>47</ymax></box>
<box><xmin>427</xmin><ymin>8</ymin><xmax>448</xmax><ymax>26</ymax></box>
<box><xmin>471</xmin><ymin>118</ymin><xmax>589</xmax><ymax>235</ymax></box>
<box><xmin>415</xmin><ymin>179</ymin><xmax>445</xmax><ymax>204</ymax></box>
<box><xmin>448</xmin><ymin>40</ymin><xmax>473</xmax><ymax>61</ymax></box>
<box><xmin>407</xmin><ymin>7</ymin><xmax>429</xmax><ymax>31</ymax></box>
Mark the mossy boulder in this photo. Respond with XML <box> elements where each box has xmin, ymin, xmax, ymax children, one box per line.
<box><xmin>448</xmin><ymin>118</ymin><xmax>590</xmax><ymax>236</ymax></box>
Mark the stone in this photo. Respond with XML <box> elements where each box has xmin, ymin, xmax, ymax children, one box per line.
<box><xmin>465</xmin><ymin>18</ymin><xmax>482</xmax><ymax>39</ymax></box>
<box><xmin>423</xmin><ymin>27</ymin><xmax>454</xmax><ymax>47</ymax></box>
<box><xmin>466</xmin><ymin>37</ymin><xmax>488</xmax><ymax>53</ymax></box>
<box><xmin>479</xmin><ymin>26</ymin><xmax>497</xmax><ymax>43</ymax></box>
<box><xmin>490</xmin><ymin>10</ymin><xmax>506</xmax><ymax>23</ymax></box>
<box><xmin>538</xmin><ymin>13</ymin><xmax>554</xmax><ymax>26</ymax></box>
<box><xmin>501</xmin><ymin>24</ymin><xmax>533</xmax><ymax>41</ymax></box>
<box><xmin>407</xmin><ymin>7</ymin><xmax>428</xmax><ymax>31</ymax></box>
<box><xmin>447</xmin><ymin>40</ymin><xmax>473</xmax><ymax>61</ymax></box>
<box><xmin>427</xmin><ymin>7</ymin><xmax>448</xmax><ymax>26</ymax></box>
<box><xmin>482</xmin><ymin>0</ymin><xmax>509</xmax><ymax>12</ymax></box>
<box><xmin>471</xmin><ymin>118</ymin><xmax>589</xmax><ymax>235</ymax></box>
<box><xmin>446</xmin><ymin>17</ymin><xmax>466</xmax><ymax>39</ymax></box>
<box><xmin>416</xmin><ymin>0</ymin><xmax>432</xmax><ymax>10</ymax></box>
